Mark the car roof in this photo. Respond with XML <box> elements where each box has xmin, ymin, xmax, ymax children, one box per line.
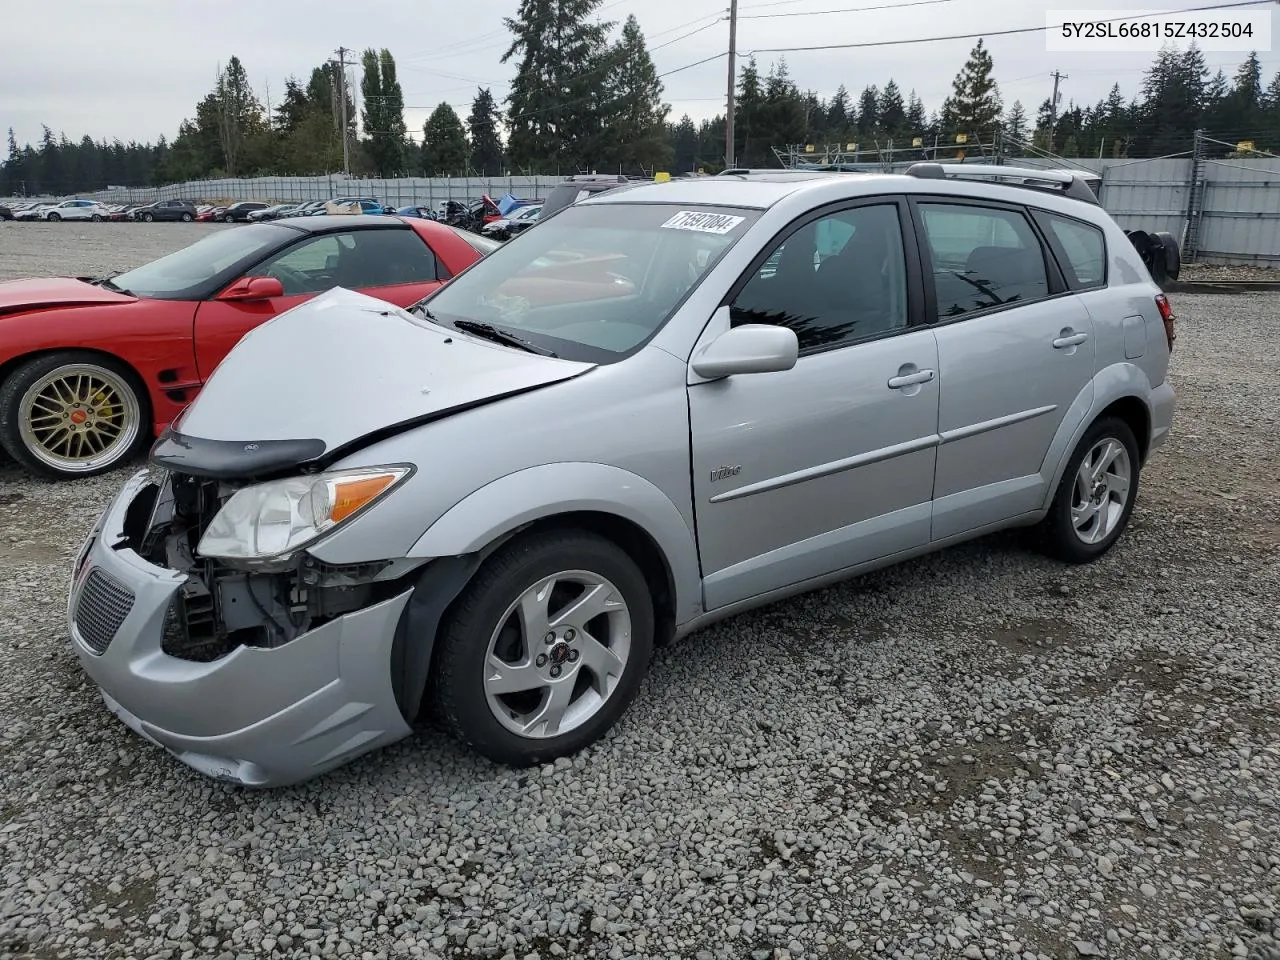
<box><xmin>271</xmin><ymin>214</ymin><xmax>412</xmax><ymax>234</ymax></box>
<box><xmin>580</xmin><ymin>172</ymin><xmax>849</xmax><ymax>210</ymax></box>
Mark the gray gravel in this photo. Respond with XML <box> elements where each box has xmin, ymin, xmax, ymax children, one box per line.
<box><xmin>1</xmin><ymin>227</ymin><xmax>1278</xmax><ymax>960</ymax></box>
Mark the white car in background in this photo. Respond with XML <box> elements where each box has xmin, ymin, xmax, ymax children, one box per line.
<box><xmin>41</xmin><ymin>199</ymin><xmax>110</xmax><ymax>222</ymax></box>
<box><xmin>14</xmin><ymin>202</ymin><xmax>58</xmax><ymax>221</ymax></box>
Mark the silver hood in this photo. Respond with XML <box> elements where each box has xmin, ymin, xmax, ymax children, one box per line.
<box><xmin>175</xmin><ymin>287</ymin><xmax>596</xmax><ymax>450</ymax></box>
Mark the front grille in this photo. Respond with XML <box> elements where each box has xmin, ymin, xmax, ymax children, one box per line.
<box><xmin>74</xmin><ymin>568</ymin><xmax>136</xmax><ymax>654</ymax></box>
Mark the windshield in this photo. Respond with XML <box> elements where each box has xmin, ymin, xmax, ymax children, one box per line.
<box><xmin>112</xmin><ymin>224</ymin><xmax>293</xmax><ymax>299</ymax></box>
<box><xmin>422</xmin><ymin>202</ymin><xmax>760</xmax><ymax>362</ymax></box>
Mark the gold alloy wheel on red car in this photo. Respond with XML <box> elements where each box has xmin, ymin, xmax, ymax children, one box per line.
<box><xmin>14</xmin><ymin>363</ymin><xmax>143</xmax><ymax>475</ymax></box>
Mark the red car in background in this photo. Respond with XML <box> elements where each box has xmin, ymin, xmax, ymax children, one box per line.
<box><xmin>0</xmin><ymin>216</ymin><xmax>497</xmax><ymax>479</ymax></box>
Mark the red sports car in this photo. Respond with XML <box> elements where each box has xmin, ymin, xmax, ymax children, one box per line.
<box><xmin>0</xmin><ymin>215</ymin><xmax>498</xmax><ymax>479</ymax></box>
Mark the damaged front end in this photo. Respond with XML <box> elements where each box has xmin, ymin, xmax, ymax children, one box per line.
<box><xmin>120</xmin><ymin>467</ymin><xmax>429</xmax><ymax>665</ymax></box>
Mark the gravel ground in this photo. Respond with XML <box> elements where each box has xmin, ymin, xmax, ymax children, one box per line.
<box><xmin>0</xmin><ymin>222</ymin><xmax>232</xmax><ymax>283</ymax></box>
<box><xmin>0</xmin><ymin>229</ymin><xmax>1277</xmax><ymax>960</ymax></box>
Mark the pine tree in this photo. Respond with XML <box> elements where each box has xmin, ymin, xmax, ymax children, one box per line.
<box><xmin>672</xmin><ymin>114</ymin><xmax>698</xmax><ymax>172</ymax></box>
<box><xmin>214</xmin><ymin>56</ymin><xmax>264</xmax><ymax>177</ymax></box>
<box><xmin>735</xmin><ymin>58</ymin><xmax>765</xmax><ymax>165</ymax></box>
<box><xmin>467</xmin><ymin>88</ymin><xmax>505</xmax><ymax>175</ymax></box>
<box><xmin>502</xmin><ymin>0</ymin><xmax>613</xmax><ymax>172</ymax></box>
<box><xmin>878</xmin><ymin>80</ymin><xmax>906</xmax><ymax>136</ymax></box>
<box><xmin>360</xmin><ymin>48</ymin><xmax>407</xmax><ymax>176</ymax></box>
<box><xmin>856</xmin><ymin>85</ymin><xmax>879</xmax><ymax>136</ymax></box>
<box><xmin>274</xmin><ymin>78</ymin><xmax>309</xmax><ymax>134</ymax></box>
<box><xmin>905</xmin><ymin>91</ymin><xmax>926</xmax><ymax>136</ymax></box>
<box><xmin>1003</xmin><ymin>100</ymin><xmax>1028</xmax><ymax>142</ymax></box>
<box><xmin>421</xmin><ymin>103</ymin><xmax>470</xmax><ymax>175</ymax></box>
<box><xmin>600</xmin><ymin>14</ymin><xmax>670</xmax><ymax>171</ymax></box>
<box><xmin>942</xmin><ymin>39</ymin><xmax>1001</xmax><ymax>133</ymax></box>
<box><xmin>827</xmin><ymin>85</ymin><xmax>851</xmax><ymax>131</ymax></box>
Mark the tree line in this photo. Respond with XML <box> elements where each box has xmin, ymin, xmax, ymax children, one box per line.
<box><xmin>3</xmin><ymin>1</ymin><xmax>1279</xmax><ymax>197</ymax></box>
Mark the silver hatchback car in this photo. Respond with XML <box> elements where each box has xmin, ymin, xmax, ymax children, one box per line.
<box><xmin>67</xmin><ymin>164</ymin><xmax>1176</xmax><ymax>786</ymax></box>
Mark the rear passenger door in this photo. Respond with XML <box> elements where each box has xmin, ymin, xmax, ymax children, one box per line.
<box><xmin>911</xmin><ymin>198</ymin><xmax>1096</xmax><ymax>542</ymax></box>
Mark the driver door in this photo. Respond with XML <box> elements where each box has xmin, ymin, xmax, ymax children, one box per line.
<box><xmin>192</xmin><ymin>227</ymin><xmax>447</xmax><ymax>378</ymax></box>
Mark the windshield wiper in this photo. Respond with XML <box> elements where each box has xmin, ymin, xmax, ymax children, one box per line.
<box><xmin>86</xmin><ymin>272</ymin><xmax>134</xmax><ymax>296</ymax></box>
<box><xmin>451</xmin><ymin>319</ymin><xmax>558</xmax><ymax>358</ymax></box>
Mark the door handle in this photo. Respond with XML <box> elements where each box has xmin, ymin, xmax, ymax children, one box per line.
<box><xmin>1053</xmin><ymin>332</ymin><xmax>1088</xmax><ymax>349</ymax></box>
<box><xmin>887</xmin><ymin>369</ymin><xmax>935</xmax><ymax>389</ymax></box>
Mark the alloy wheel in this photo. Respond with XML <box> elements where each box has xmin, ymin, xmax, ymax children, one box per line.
<box><xmin>16</xmin><ymin>364</ymin><xmax>141</xmax><ymax>474</ymax></box>
<box><xmin>483</xmin><ymin>569</ymin><xmax>633</xmax><ymax>739</ymax></box>
<box><xmin>1070</xmin><ymin>437</ymin><xmax>1132</xmax><ymax>544</ymax></box>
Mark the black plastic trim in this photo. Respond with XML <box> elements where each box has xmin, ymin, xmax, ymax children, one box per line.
<box><xmin>149</xmin><ymin>428</ymin><xmax>327</xmax><ymax>480</ymax></box>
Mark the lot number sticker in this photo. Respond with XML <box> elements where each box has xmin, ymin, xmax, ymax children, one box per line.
<box><xmin>661</xmin><ymin>210</ymin><xmax>745</xmax><ymax>234</ymax></box>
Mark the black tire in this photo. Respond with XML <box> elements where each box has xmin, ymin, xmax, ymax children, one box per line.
<box><xmin>0</xmin><ymin>351</ymin><xmax>151</xmax><ymax>480</ymax></box>
<box><xmin>181</xmin><ymin>212</ymin><xmax>193</xmax><ymax>222</ymax></box>
<box><xmin>91</xmin><ymin>214</ymin><xmax>103</xmax><ymax>222</ymax></box>
<box><xmin>141</xmin><ymin>212</ymin><xmax>154</xmax><ymax>223</ymax></box>
<box><xmin>46</xmin><ymin>213</ymin><xmax>60</xmax><ymax>222</ymax></box>
<box><xmin>1037</xmin><ymin>416</ymin><xmax>1141</xmax><ymax>564</ymax></box>
<box><xmin>430</xmin><ymin>528</ymin><xmax>655</xmax><ymax>766</ymax></box>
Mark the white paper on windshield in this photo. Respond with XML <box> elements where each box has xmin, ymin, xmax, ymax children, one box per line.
<box><xmin>660</xmin><ymin>211</ymin><xmax>745</xmax><ymax>235</ymax></box>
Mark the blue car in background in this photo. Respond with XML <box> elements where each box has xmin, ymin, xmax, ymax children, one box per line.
<box><xmin>309</xmin><ymin>197</ymin><xmax>396</xmax><ymax>215</ymax></box>
<box><xmin>395</xmin><ymin>204</ymin><xmax>439</xmax><ymax>220</ymax></box>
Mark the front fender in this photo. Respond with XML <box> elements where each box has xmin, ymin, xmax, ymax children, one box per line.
<box><xmin>1039</xmin><ymin>362</ymin><xmax>1155</xmax><ymax>512</ymax></box>
<box><xmin>407</xmin><ymin>461</ymin><xmax>703</xmax><ymax>624</ymax></box>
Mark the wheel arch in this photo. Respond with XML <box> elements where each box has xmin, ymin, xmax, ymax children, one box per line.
<box><xmin>1040</xmin><ymin>363</ymin><xmax>1156</xmax><ymax>512</ymax></box>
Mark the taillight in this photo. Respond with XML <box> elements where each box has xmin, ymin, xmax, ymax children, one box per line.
<box><xmin>1155</xmin><ymin>294</ymin><xmax>1176</xmax><ymax>352</ymax></box>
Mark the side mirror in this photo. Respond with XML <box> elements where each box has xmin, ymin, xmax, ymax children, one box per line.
<box><xmin>219</xmin><ymin>276</ymin><xmax>285</xmax><ymax>301</ymax></box>
<box><xmin>691</xmin><ymin>323</ymin><xmax>799</xmax><ymax>379</ymax></box>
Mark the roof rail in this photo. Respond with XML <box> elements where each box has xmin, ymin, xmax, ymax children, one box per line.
<box><xmin>904</xmin><ymin>162</ymin><xmax>1101</xmax><ymax>205</ymax></box>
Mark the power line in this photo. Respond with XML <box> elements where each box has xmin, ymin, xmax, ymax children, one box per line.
<box><xmin>740</xmin><ymin>0</ymin><xmax>958</xmax><ymax>18</ymax></box>
<box><xmin>744</xmin><ymin>0</ymin><xmax>1276</xmax><ymax>53</ymax></box>
<box><xmin>652</xmin><ymin>19</ymin><xmax>726</xmax><ymax>52</ymax></box>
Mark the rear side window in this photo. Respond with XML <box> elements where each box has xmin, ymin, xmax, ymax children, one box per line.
<box><xmin>1038</xmin><ymin>212</ymin><xmax>1106</xmax><ymax>289</ymax></box>
<box><xmin>917</xmin><ymin>203</ymin><xmax>1050</xmax><ymax>319</ymax></box>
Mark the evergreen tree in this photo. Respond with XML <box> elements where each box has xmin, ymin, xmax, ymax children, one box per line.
<box><xmin>467</xmin><ymin>87</ymin><xmax>505</xmax><ymax>175</ymax></box>
<box><xmin>905</xmin><ymin>90</ymin><xmax>926</xmax><ymax>136</ymax></box>
<box><xmin>878</xmin><ymin>80</ymin><xmax>906</xmax><ymax>137</ymax></box>
<box><xmin>600</xmin><ymin>14</ymin><xmax>670</xmax><ymax>171</ymax></box>
<box><xmin>942</xmin><ymin>39</ymin><xmax>1001</xmax><ymax>132</ymax></box>
<box><xmin>502</xmin><ymin>0</ymin><xmax>613</xmax><ymax>172</ymax></box>
<box><xmin>274</xmin><ymin>78</ymin><xmax>310</xmax><ymax>134</ymax></box>
<box><xmin>672</xmin><ymin>114</ymin><xmax>698</xmax><ymax>172</ymax></box>
<box><xmin>735</xmin><ymin>57</ymin><xmax>766</xmax><ymax>165</ymax></box>
<box><xmin>213</xmin><ymin>56</ymin><xmax>264</xmax><ymax>177</ymax></box>
<box><xmin>421</xmin><ymin>103</ymin><xmax>470</xmax><ymax>175</ymax></box>
<box><xmin>360</xmin><ymin>48</ymin><xmax>408</xmax><ymax>176</ymax></box>
<box><xmin>827</xmin><ymin>85</ymin><xmax>851</xmax><ymax>131</ymax></box>
<box><xmin>1003</xmin><ymin>100</ymin><xmax>1028</xmax><ymax>141</ymax></box>
<box><xmin>856</xmin><ymin>85</ymin><xmax>879</xmax><ymax>136</ymax></box>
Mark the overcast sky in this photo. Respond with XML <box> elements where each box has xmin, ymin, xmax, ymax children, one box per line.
<box><xmin>1</xmin><ymin>0</ymin><xmax>1276</xmax><ymax>149</ymax></box>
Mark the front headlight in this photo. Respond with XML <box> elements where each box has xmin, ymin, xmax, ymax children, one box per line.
<box><xmin>196</xmin><ymin>465</ymin><xmax>413</xmax><ymax>562</ymax></box>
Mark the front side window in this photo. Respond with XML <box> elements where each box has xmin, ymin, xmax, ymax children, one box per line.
<box><xmin>109</xmin><ymin>224</ymin><xmax>295</xmax><ymax>299</ymax></box>
<box><xmin>248</xmin><ymin>228</ymin><xmax>440</xmax><ymax>295</ymax></box>
<box><xmin>918</xmin><ymin>203</ymin><xmax>1049</xmax><ymax>318</ymax></box>
<box><xmin>730</xmin><ymin>203</ymin><xmax>909</xmax><ymax>351</ymax></box>
<box><xmin>421</xmin><ymin>203</ymin><xmax>761</xmax><ymax>362</ymax></box>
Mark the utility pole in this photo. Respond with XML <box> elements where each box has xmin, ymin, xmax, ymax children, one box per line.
<box><xmin>332</xmin><ymin>47</ymin><xmax>352</xmax><ymax>176</ymax></box>
<box><xmin>1048</xmin><ymin>70</ymin><xmax>1067</xmax><ymax>153</ymax></box>
<box><xmin>725</xmin><ymin>0</ymin><xmax>738</xmax><ymax>168</ymax></box>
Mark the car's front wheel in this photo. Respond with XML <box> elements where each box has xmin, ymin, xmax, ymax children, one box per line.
<box><xmin>1039</xmin><ymin>416</ymin><xmax>1141</xmax><ymax>563</ymax></box>
<box><xmin>141</xmin><ymin>212</ymin><xmax>154</xmax><ymax>222</ymax></box>
<box><xmin>46</xmin><ymin>213</ymin><xmax>61</xmax><ymax>222</ymax></box>
<box><xmin>91</xmin><ymin>214</ymin><xmax>103</xmax><ymax>222</ymax></box>
<box><xmin>0</xmin><ymin>352</ymin><xmax>150</xmax><ymax>480</ymax></box>
<box><xmin>431</xmin><ymin>529</ymin><xmax>655</xmax><ymax>766</ymax></box>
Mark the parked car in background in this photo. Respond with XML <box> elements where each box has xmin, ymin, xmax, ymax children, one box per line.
<box><xmin>108</xmin><ymin>204</ymin><xmax>138</xmax><ymax>221</ymax></box>
<box><xmin>133</xmin><ymin>199</ymin><xmax>199</xmax><ymax>222</ymax></box>
<box><xmin>248</xmin><ymin>203</ymin><xmax>297</xmax><ymax>222</ymax></box>
<box><xmin>61</xmin><ymin>163</ymin><xmax>1177</xmax><ymax>785</ymax></box>
<box><xmin>481</xmin><ymin>203</ymin><xmax>542</xmax><ymax>240</ymax></box>
<box><xmin>539</xmin><ymin>175</ymin><xmax>645</xmax><ymax>219</ymax></box>
<box><xmin>14</xmin><ymin>202</ymin><xmax>57</xmax><ymax>221</ymax></box>
<box><xmin>318</xmin><ymin>197</ymin><xmax>394</xmax><ymax>216</ymax></box>
<box><xmin>219</xmin><ymin>201</ymin><xmax>271</xmax><ymax>222</ymax></box>
<box><xmin>0</xmin><ymin>216</ymin><xmax>494</xmax><ymax>479</ymax></box>
<box><xmin>42</xmin><ymin>199</ymin><xmax>112</xmax><ymax>221</ymax></box>
<box><xmin>0</xmin><ymin>204</ymin><xmax>13</xmax><ymax>221</ymax></box>
<box><xmin>197</xmin><ymin>205</ymin><xmax>227</xmax><ymax>222</ymax></box>
<box><xmin>395</xmin><ymin>204</ymin><xmax>439</xmax><ymax>220</ymax></box>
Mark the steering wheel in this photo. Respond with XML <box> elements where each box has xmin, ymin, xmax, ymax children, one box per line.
<box><xmin>266</xmin><ymin>264</ymin><xmax>309</xmax><ymax>295</ymax></box>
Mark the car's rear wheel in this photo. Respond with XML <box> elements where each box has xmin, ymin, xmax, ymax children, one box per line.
<box><xmin>46</xmin><ymin>213</ymin><xmax>61</xmax><ymax>222</ymax></box>
<box><xmin>0</xmin><ymin>353</ymin><xmax>151</xmax><ymax>480</ymax></box>
<box><xmin>181</xmin><ymin>212</ymin><xmax>193</xmax><ymax>222</ymax></box>
<box><xmin>1038</xmin><ymin>416</ymin><xmax>1141</xmax><ymax>563</ymax></box>
<box><xmin>91</xmin><ymin>214</ymin><xmax>103</xmax><ymax>222</ymax></box>
<box><xmin>430</xmin><ymin>529</ymin><xmax>655</xmax><ymax>766</ymax></box>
